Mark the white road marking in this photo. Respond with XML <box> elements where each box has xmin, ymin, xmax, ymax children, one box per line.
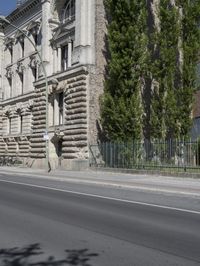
<box><xmin>0</xmin><ymin>170</ymin><xmax>200</xmax><ymax>197</ymax></box>
<box><xmin>0</xmin><ymin>178</ymin><xmax>200</xmax><ymax>215</ymax></box>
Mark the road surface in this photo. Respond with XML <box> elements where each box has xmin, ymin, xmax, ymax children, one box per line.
<box><xmin>0</xmin><ymin>172</ymin><xmax>200</xmax><ymax>265</ymax></box>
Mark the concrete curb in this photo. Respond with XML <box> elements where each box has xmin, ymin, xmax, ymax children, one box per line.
<box><xmin>91</xmin><ymin>167</ymin><xmax>200</xmax><ymax>179</ymax></box>
<box><xmin>0</xmin><ymin>167</ymin><xmax>200</xmax><ymax>197</ymax></box>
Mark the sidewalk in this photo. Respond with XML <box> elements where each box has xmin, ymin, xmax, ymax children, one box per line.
<box><xmin>0</xmin><ymin>166</ymin><xmax>200</xmax><ymax>197</ymax></box>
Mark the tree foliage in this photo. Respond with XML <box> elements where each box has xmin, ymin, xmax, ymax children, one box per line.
<box><xmin>101</xmin><ymin>0</ymin><xmax>200</xmax><ymax>141</ymax></box>
<box><xmin>101</xmin><ymin>0</ymin><xmax>148</xmax><ymax>141</ymax></box>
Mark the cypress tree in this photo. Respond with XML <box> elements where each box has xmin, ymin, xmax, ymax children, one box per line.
<box><xmin>150</xmin><ymin>1</ymin><xmax>181</xmax><ymax>139</ymax></box>
<box><xmin>101</xmin><ymin>0</ymin><xmax>148</xmax><ymax>141</ymax></box>
<box><xmin>101</xmin><ymin>0</ymin><xmax>200</xmax><ymax>141</ymax></box>
<box><xmin>177</xmin><ymin>0</ymin><xmax>200</xmax><ymax>136</ymax></box>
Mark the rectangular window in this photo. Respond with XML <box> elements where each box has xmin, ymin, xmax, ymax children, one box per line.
<box><xmin>19</xmin><ymin>115</ymin><xmax>23</xmax><ymax>134</ymax></box>
<box><xmin>33</xmin><ymin>67</ymin><xmax>37</xmax><ymax>81</ymax></box>
<box><xmin>9</xmin><ymin>47</ymin><xmax>13</xmax><ymax>64</ymax></box>
<box><xmin>19</xmin><ymin>73</ymin><xmax>24</xmax><ymax>95</ymax></box>
<box><xmin>53</xmin><ymin>92</ymin><xmax>64</xmax><ymax>126</ymax></box>
<box><xmin>21</xmin><ymin>40</ymin><xmax>25</xmax><ymax>58</ymax></box>
<box><xmin>61</xmin><ymin>45</ymin><xmax>68</xmax><ymax>71</ymax></box>
<box><xmin>8</xmin><ymin>77</ymin><xmax>12</xmax><ymax>98</ymax></box>
<box><xmin>8</xmin><ymin>117</ymin><xmax>11</xmax><ymax>134</ymax></box>
<box><xmin>59</xmin><ymin>92</ymin><xmax>64</xmax><ymax>125</ymax></box>
<box><xmin>50</xmin><ymin>97</ymin><xmax>54</xmax><ymax>127</ymax></box>
<box><xmin>34</xmin><ymin>34</ymin><xmax>38</xmax><ymax>47</ymax></box>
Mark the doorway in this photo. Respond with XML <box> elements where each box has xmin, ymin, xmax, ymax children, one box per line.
<box><xmin>55</xmin><ymin>139</ymin><xmax>63</xmax><ymax>167</ymax></box>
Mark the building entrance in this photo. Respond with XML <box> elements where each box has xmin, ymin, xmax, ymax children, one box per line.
<box><xmin>55</xmin><ymin>139</ymin><xmax>63</xmax><ymax>167</ymax></box>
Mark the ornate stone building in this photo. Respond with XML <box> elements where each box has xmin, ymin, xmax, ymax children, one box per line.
<box><xmin>0</xmin><ymin>0</ymin><xmax>106</xmax><ymax>169</ymax></box>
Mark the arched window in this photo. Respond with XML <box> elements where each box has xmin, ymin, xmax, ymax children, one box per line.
<box><xmin>62</xmin><ymin>0</ymin><xmax>75</xmax><ymax>23</ymax></box>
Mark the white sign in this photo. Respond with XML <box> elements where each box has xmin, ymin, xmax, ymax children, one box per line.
<box><xmin>43</xmin><ymin>134</ymin><xmax>49</xmax><ymax>140</ymax></box>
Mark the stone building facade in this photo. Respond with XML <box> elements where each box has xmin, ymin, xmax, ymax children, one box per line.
<box><xmin>0</xmin><ymin>0</ymin><xmax>107</xmax><ymax>169</ymax></box>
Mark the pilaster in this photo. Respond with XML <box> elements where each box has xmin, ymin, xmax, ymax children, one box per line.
<box><xmin>41</xmin><ymin>0</ymin><xmax>51</xmax><ymax>75</ymax></box>
<box><xmin>68</xmin><ymin>40</ymin><xmax>72</xmax><ymax>68</ymax></box>
<box><xmin>0</xmin><ymin>28</ymin><xmax>4</xmax><ymax>101</ymax></box>
<box><xmin>74</xmin><ymin>0</ymin><xmax>95</xmax><ymax>65</ymax></box>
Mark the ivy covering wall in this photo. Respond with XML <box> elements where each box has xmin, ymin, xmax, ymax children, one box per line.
<box><xmin>101</xmin><ymin>0</ymin><xmax>200</xmax><ymax>141</ymax></box>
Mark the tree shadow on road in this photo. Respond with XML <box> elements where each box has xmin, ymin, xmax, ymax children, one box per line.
<box><xmin>0</xmin><ymin>243</ymin><xmax>98</xmax><ymax>266</ymax></box>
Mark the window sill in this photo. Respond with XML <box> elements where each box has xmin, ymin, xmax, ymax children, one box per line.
<box><xmin>3</xmin><ymin>133</ymin><xmax>31</xmax><ymax>137</ymax></box>
<box><xmin>49</xmin><ymin>125</ymin><xmax>65</xmax><ymax>132</ymax></box>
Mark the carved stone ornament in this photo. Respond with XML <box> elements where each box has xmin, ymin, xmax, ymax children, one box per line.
<box><xmin>5</xmin><ymin>37</ymin><xmax>15</xmax><ymax>49</ymax></box>
<box><xmin>19</xmin><ymin>135</ymin><xmax>29</xmax><ymax>141</ymax></box>
<box><xmin>16</xmin><ymin>102</ymin><xmax>23</xmax><ymax>110</ymax></box>
<box><xmin>5</xmin><ymin>67</ymin><xmax>13</xmax><ymax>79</ymax></box>
<box><xmin>29</xmin><ymin>55</ymin><xmax>39</xmax><ymax>69</ymax></box>
<box><xmin>14</xmin><ymin>136</ymin><xmax>20</xmax><ymax>142</ymax></box>
<box><xmin>51</xmin><ymin>128</ymin><xmax>64</xmax><ymax>143</ymax></box>
<box><xmin>14</xmin><ymin>102</ymin><xmax>23</xmax><ymax>114</ymax></box>
<box><xmin>8</xmin><ymin>137</ymin><xmax>15</xmax><ymax>142</ymax></box>
<box><xmin>55</xmin><ymin>128</ymin><xmax>64</xmax><ymax>138</ymax></box>
<box><xmin>28</xmin><ymin>99</ymin><xmax>34</xmax><ymax>108</ymax></box>
<box><xmin>4</xmin><ymin>108</ymin><xmax>11</xmax><ymax>117</ymax></box>
<box><xmin>48</xmin><ymin>86</ymin><xmax>54</xmax><ymax>95</ymax></box>
<box><xmin>15</xmin><ymin>30</ymin><xmax>26</xmax><ymax>42</ymax></box>
<box><xmin>26</xmin><ymin>99</ymin><xmax>34</xmax><ymax>112</ymax></box>
<box><xmin>16</xmin><ymin>61</ymin><xmax>25</xmax><ymax>74</ymax></box>
<box><xmin>3</xmin><ymin>137</ymin><xmax>9</xmax><ymax>143</ymax></box>
<box><xmin>51</xmin><ymin>78</ymin><xmax>59</xmax><ymax>89</ymax></box>
<box><xmin>26</xmin><ymin>21</ymin><xmax>41</xmax><ymax>35</ymax></box>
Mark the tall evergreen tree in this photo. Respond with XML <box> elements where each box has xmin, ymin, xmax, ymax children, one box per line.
<box><xmin>101</xmin><ymin>0</ymin><xmax>148</xmax><ymax>141</ymax></box>
<box><xmin>101</xmin><ymin>0</ymin><xmax>200</xmax><ymax>141</ymax></box>
<box><xmin>150</xmin><ymin>0</ymin><xmax>181</xmax><ymax>139</ymax></box>
<box><xmin>177</xmin><ymin>0</ymin><xmax>200</xmax><ymax>136</ymax></box>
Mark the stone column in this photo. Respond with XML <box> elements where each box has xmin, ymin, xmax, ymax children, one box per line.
<box><xmin>24</xmin><ymin>66</ymin><xmax>31</xmax><ymax>94</ymax></box>
<box><xmin>49</xmin><ymin>95</ymin><xmax>54</xmax><ymax>127</ymax></box>
<box><xmin>54</xmin><ymin>94</ymin><xmax>59</xmax><ymax>126</ymax></box>
<box><xmin>13</xmin><ymin>72</ymin><xmax>19</xmax><ymax>98</ymax></box>
<box><xmin>41</xmin><ymin>0</ymin><xmax>51</xmax><ymax>74</ymax></box>
<box><xmin>67</xmin><ymin>40</ymin><xmax>72</xmax><ymax>68</ymax></box>
<box><xmin>53</xmin><ymin>48</ymin><xmax>57</xmax><ymax>73</ymax></box>
<box><xmin>57</xmin><ymin>47</ymin><xmax>61</xmax><ymax>72</ymax></box>
<box><xmin>3</xmin><ymin>77</ymin><xmax>9</xmax><ymax>100</ymax></box>
<box><xmin>74</xmin><ymin>0</ymin><xmax>95</xmax><ymax>65</ymax></box>
<box><xmin>0</xmin><ymin>29</ymin><xmax>4</xmax><ymax>98</ymax></box>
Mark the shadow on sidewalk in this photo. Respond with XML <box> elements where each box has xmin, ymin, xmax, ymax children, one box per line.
<box><xmin>0</xmin><ymin>243</ymin><xmax>98</xmax><ymax>266</ymax></box>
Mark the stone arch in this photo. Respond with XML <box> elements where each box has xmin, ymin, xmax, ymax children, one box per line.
<box><xmin>51</xmin><ymin>0</ymin><xmax>75</xmax><ymax>22</ymax></box>
<box><xmin>62</xmin><ymin>0</ymin><xmax>75</xmax><ymax>23</ymax></box>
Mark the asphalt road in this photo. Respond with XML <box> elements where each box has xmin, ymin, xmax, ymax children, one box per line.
<box><xmin>0</xmin><ymin>173</ymin><xmax>200</xmax><ymax>265</ymax></box>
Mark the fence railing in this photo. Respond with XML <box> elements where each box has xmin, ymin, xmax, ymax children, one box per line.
<box><xmin>89</xmin><ymin>139</ymin><xmax>200</xmax><ymax>172</ymax></box>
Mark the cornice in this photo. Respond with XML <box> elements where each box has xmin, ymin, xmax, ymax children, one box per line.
<box><xmin>34</xmin><ymin>65</ymin><xmax>88</xmax><ymax>87</ymax></box>
<box><xmin>0</xmin><ymin>91</ymin><xmax>35</xmax><ymax>106</ymax></box>
<box><xmin>6</xmin><ymin>0</ymin><xmax>41</xmax><ymax>24</ymax></box>
<box><xmin>51</xmin><ymin>23</ymin><xmax>75</xmax><ymax>47</ymax></box>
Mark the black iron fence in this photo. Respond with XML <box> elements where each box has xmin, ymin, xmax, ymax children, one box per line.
<box><xmin>90</xmin><ymin>139</ymin><xmax>200</xmax><ymax>172</ymax></box>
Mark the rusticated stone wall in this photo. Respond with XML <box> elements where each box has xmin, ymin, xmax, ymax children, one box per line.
<box><xmin>0</xmin><ymin>138</ymin><xmax>6</xmax><ymax>156</ymax></box>
<box><xmin>0</xmin><ymin>100</ymin><xmax>32</xmax><ymax>159</ymax></box>
<box><xmin>63</xmin><ymin>72</ymin><xmax>88</xmax><ymax>161</ymax></box>
<box><xmin>30</xmin><ymin>66</ymin><xmax>89</xmax><ymax>169</ymax></box>
<box><xmin>30</xmin><ymin>85</ymin><xmax>46</xmax><ymax>160</ymax></box>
